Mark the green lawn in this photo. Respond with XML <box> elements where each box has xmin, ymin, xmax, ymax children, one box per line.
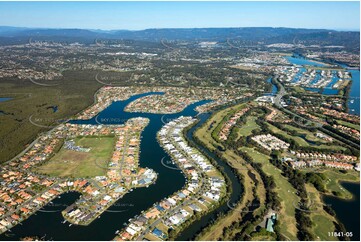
<box><xmin>311</xmin><ymin>214</ymin><xmax>337</xmax><ymax>241</ymax></box>
<box><xmin>266</xmin><ymin>122</ymin><xmax>346</xmax><ymax>151</ymax></box>
<box><xmin>239</xmin><ymin>147</ymin><xmax>299</xmax><ymax>240</ymax></box>
<box><xmin>237</xmin><ymin>115</ymin><xmax>260</xmax><ymax>137</ymax></box>
<box><xmin>283</xmin><ymin>124</ymin><xmax>328</xmax><ymax>144</ymax></box>
<box><xmin>35</xmin><ymin>136</ymin><xmax>116</xmax><ymax>177</ymax></box>
<box><xmin>336</xmin><ymin>119</ymin><xmax>360</xmax><ymax>131</ymax></box>
<box><xmin>196</xmin><ymin>102</ymin><xmax>247</xmax><ymax>150</ymax></box>
<box><xmin>305</xmin><ymin>184</ymin><xmax>337</xmax><ymax>241</ymax></box>
<box><xmin>321</xmin><ymin>169</ymin><xmax>360</xmax><ymax>199</ymax></box>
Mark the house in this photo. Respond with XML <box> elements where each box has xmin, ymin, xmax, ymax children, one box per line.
<box><xmin>265</xmin><ymin>213</ymin><xmax>277</xmax><ymax>233</ymax></box>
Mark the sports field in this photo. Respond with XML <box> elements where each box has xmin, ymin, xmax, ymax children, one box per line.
<box><xmin>35</xmin><ymin>136</ymin><xmax>115</xmax><ymax>177</ymax></box>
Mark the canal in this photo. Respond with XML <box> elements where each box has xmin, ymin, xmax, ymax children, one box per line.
<box><xmin>286</xmin><ymin>54</ymin><xmax>360</xmax><ymax>115</ymax></box>
<box><xmin>1</xmin><ymin>92</ymin><xmax>244</xmax><ymax>241</ymax></box>
<box><xmin>176</xmin><ymin>112</ymin><xmax>244</xmax><ymax>240</ymax></box>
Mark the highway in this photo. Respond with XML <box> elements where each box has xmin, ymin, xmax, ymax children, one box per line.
<box><xmin>272</xmin><ymin>76</ymin><xmax>359</xmax><ymax>149</ymax></box>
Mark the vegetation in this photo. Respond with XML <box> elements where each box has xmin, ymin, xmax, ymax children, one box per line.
<box><xmin>34</xmin><ymin>136</ymin><xmax>115</xmax><ymax>177</ymax></box>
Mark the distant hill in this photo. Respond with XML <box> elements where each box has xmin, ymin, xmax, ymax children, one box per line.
<box><xmin>0</xmin><ymin>26</ymin><xmax>358</xmax><ymax>50</ymax></box>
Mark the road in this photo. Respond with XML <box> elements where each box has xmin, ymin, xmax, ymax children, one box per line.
<box><xmin>273</xmin><ymin>77</ymin><xmax>322</xmax><ymax>128</ymax></box>
<box><xmin>272</xmin><ymin>76</ymin><xmax>359</xmax><ymax>149</ymax></box>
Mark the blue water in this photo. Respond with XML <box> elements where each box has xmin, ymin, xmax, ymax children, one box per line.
<box><xmin>304</xmin><ymin>87</ymin><xmax>340</xmax><ymax>95</ymax></box>
<box><xmin>286</xmin><ymin>56</ymin><xmax>326</xmax><ymax>67</ymax></box>
<box><xmin>326</xmin><ymin>71</ymin><xmax>339</xmax><ymax>88</ymax></box>
<box><xmin>266</xmin><ymin>77</ymin><xmax>277</xmax><ymax>95</ymax></box>
<box><xmin>323</xmin><ymin>182</ymin><xmax>360</xmax><ymax>241</ymax></box>
<box><xmin>309</xmin><ymin>70</ymin><xmax>322</xmax><ymax>85</ymax></box>
<box><xmin>348</xmin><ymin>69</ymin><xmax>360</xmax><ymax>115</ymax></box>
<box><xmin>291</xmin><ymin>68</ymin><xmax>306</xmax><ymax>83</ymax></box>
<box><xmin>0</xmin><ymin>97</ymin><xmax>12</xmax><ymax>102</ymax></box>
<box><xmin>285</xmin><ymin>56</ymin><xmax>357</xmax><ymax>103</ymax></box>
<box><xmin>47</xmin><ymin>105</ymin><xmax>58</xmax><ymax>113</ymax></box>
<box><xmin>0</xmin><ymin>98</ymin><xmax>12</xmax><ymax>115</ymax></box>
<box><xmin>1</xmin><ymin>92</ymin><xmax>216</xmax><ymax>240</ymax></box>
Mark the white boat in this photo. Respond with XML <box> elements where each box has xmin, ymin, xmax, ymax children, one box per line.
<box><xmin>350</xmin><ymin>100</ymin><xmax>354</xmax><ymax>103</ymax></box>
<box><xmin>115</xmin><ymin>230</ymin><xmax>120</xmax><ymax>234</ymax></box>
<box><xmin>62</xmin><ymin>220</ymin><xmax>66</xmax><ymax>224</ymax></box>
<box><xmin>69</xmin><ymin>224</ymin><xmax>72</xmax><ymax>227</ymax></box>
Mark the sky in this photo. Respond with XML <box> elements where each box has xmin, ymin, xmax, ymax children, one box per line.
<box><xmin>0</xmin><ymin>1</ymin><xmax>359</xmax><ymax>31</ymax></box>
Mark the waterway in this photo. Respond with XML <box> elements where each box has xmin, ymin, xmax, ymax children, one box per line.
<box><xmin>0</xmin><ymin>97</ymin><xmax>12</xmax><ymax>102</ymax></box>
<box><xmin>323</xmin><ymin>182</ymin><xmax>360</xmax><ymax>241</ymax></box>
<box><xmin>176</xmin><ymin>112</ymin><xmax>244</xmax><ymax>240</ymax></box>
<box><xmin>285</xmin><ymin>54</ymin><xmax>326</xmax><ymax>67</ymax></box>
<box><xmin>286</xmin><ymin>55</ymin><xmax>360</xmax><ymax>115</ymax></box>
<box><xmin>0</xmin><ymin>92</ymin><xmax>244</xmax><ymax>241</ymax></box>
<box><xmin>266</xmin><ymin>77</ymin><xmax>278</xmax><ymax>95</ymax></box>
<box><xmin>347</xmin><ymin>69</ymin><xmax>360</xmax><ymax>115</ymax></box>
<box><xmin>0</xmin><ymin>97</ymin><xmax>12</xmax><ymax>115</ymax></box>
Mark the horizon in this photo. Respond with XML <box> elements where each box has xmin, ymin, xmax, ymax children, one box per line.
<box><xmin>0</xmin><ymin>25</ymin><xmax>360</xmax><ymax>33</ymax></box>
<box><xmin>0</xmin><ymin>1</ymin><xmax>359</xmax><ymax>31</ymax></box>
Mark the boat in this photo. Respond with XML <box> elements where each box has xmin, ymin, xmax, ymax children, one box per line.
<box><xmin>115</xmin><ymin>230</ymin><xmax>120</xmax><ymax>234</ymax></box>
<box><xmin>69</xmin><ymin>224</ymin><xmax>72</xmax><ymax>227</ymax></box>
<box><xmin>62</xmin><ymin>220</ymin><xmax>67</xmax><ymax>224</ymax></box>
<box><xmin>350</xmin><ymin>100</ymin><xmax>354</xmax><ymax>103</ymax></box>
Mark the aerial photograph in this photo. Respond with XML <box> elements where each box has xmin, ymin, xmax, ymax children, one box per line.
<box><xmin>0</xmin><ymin>0</ymin><xmax>359</xmax><ymax>241</ymax></box>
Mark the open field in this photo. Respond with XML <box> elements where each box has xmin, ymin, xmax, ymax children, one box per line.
<box><xmin>239</xmin><ymin>146</ymin><xmax>299</xmax><ymax>240</ymax></box>
<box><xmin>0</xmin><ymin>71</ymin><xmax>103</xmax><ymax>163</ymax></box>
<box><xmin>35</xmin><ymin>136</ymin><xmax>115</xmax><ymax>177</ymax></box>
<box><xmin>237</xmin><ymin>115</ymin><xmax>260</xmax><ymax>137</ymax></box>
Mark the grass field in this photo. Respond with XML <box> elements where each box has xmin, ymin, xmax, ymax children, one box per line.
<box><xmin>35</xmin><ymin>136</ymin><xmax>115</xmax><ymax>177</ymax></box>
<box><xmin>239</xmin><ymin>147</ymin><xmax>299</xmax><ymax>240</ymax></box>
<box><xmin>0</xmin><ymin>70</ymin><xmax>104</xmax><ymax>163</ymax></box>
<box><xmin>197</xmin><ymin>102</ymin><xmax>298</xmax><ymax>239</ymax></box>
<box><xmin>283</xmin><ymin>124</ymin><xmax>329</xmax><ymax>144</ymax></box>
<box><xmin>336</xmin><ymin>119</ymin><xmax>360</xmax><ymax>131</ymax></box>
<box><xmin>237</xmin><ymin>115</ymin><xmax>260</xmax><ymax>137</ymax></box>
<box><xmin>266</xmin><ymin>122</ymin><xmax>346</xmax><ymax>151</ymax></box>
<box><xmin>195</xmin><ymin>103</ymin><xmax>267</xmax><ymax>241</ymax></box>
<box><xmin>305</xmin><ymin>184</ymin><xmax>337</xmax><ymax>241</ymax></box>
<box><xmin>196</xmin><ymin>150</ymin><xmax>263</xmax><ymax>240</ymax></box>
<box><xmin>321</xmin><ymin>169</ymin><xmax>360</xmax><ymax>199</ymax></box>
<box><xmin>196</xmin><ymin>102</ymin><xmax>247</xmax><ymax>150</ymax></box>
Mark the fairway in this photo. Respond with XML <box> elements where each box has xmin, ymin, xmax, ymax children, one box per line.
<box><xmin>305</xmin><ymin>184</ymin><xmax>337</xmax><ymax>241</ymax></box>
<box><xmin>266</xmin><ymin>122</ymin><xmax>346</xmax><ymax>151</ymax></box>
<box><xmin>237</xmin><ymin>115</ymin><xmax>260</xmax><ymax>137</ymax></box>
<box><xmin>239</xmin><ymin>147</ymin><xmax>299</xmax><ymax>240</ymax></box>
<box><xmin>283</xmin><ymin>124</ymin><xmax>329</xmax><ymax>144</ymax></box>
<box><xmin>35</xmin><ymin>136</ymin><xmax>116</xmax><ymax>178</ymax></box>
<box><xmin>321</xmin><ymin>169</ymin><xmax>360</xmax><ymax>199</ymax></box>
<box><xmin>336</xmin><ymin>119</ymin><xmax>360</xmax><ymax>131</ymax></box>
